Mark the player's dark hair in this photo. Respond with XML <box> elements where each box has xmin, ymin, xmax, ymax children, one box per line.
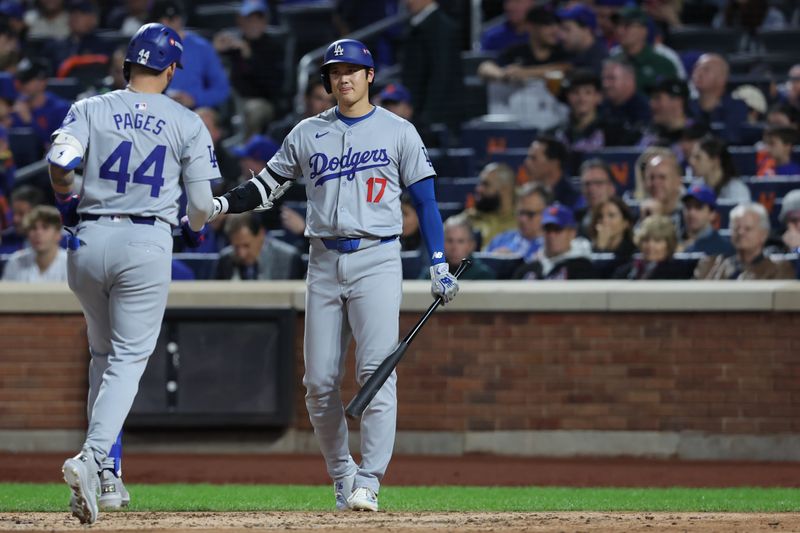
<box><xmin>535</xmin><ymin>134</ymin><xmax>569</xmax><ymax>170</ymax></box>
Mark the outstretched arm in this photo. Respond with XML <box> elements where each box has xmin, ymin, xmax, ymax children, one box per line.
<box><xmin>210</xmin><ymin>167</ymin><xmax>292</xmax><ymax>221</ymax></box>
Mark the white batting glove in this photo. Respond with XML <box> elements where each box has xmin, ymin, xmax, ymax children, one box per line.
<box><xmin>430</xmin><ymin>263</ymin><xmax>459</xmax><ymax>304</ymax></box>
<box><xmin>207</xmin><ymin>197</ymin><xmax>225</xmax><ymax>222</ymax></box>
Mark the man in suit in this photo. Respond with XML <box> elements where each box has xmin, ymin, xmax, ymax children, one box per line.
<box><xmin>214</xmin><ymin>212</ymin><xmax>303</xmax><ymax>280</ymax></box>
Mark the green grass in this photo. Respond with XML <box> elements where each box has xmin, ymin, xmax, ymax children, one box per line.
<box><xmin>1</xmin><ymin>484</ymin><xmax>799</xmax><ymax>513</ymax></box>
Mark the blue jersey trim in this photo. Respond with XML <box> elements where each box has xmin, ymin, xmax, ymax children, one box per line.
<box><xmin>408</xmin><ymin>177</ymin><xmax>445</xmax><ymax>265</ymax></box>
<box><xmin>335</xmin><ymin>105</ymin><xmax>377</xmax><ymax>126</ymax></box>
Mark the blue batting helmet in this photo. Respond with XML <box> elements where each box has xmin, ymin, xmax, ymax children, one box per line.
<box><xmin>320</xmin><ymin>39</ymin><xmax>374</xmax><ymax>94</ymax></box>
<box><xmin>123</xmin><ymin>23</ymin><xmax>183</xmax><ymax>81</ymax></box>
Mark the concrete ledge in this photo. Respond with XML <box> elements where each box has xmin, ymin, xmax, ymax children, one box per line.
<box><xmin>1</xmin><ymin>281</ymin><xmax>798</xmax><ymax>313</ymax></box>
<box><xmin>3</xmin><ymin>429</ymin><xmax>799</xmax><ymax>461</ymax></box>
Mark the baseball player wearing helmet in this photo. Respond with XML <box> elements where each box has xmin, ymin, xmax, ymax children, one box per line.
<box><xmin>209</xmin><ymin>38</ymin><xmax>459</xmax><ymax>511</ymax></box>
<box><xmin>49</xmin><ymin>23</ymin><xmax>219</xmax><ymax>524</ymax></box>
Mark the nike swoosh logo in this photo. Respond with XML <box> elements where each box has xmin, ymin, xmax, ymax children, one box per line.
<box><xmin>315</xmin><ymin>132</ymin><xmax>329</xmax><ymax>139</ymax></box>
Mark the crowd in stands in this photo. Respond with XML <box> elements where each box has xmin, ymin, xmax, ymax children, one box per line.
<box><xmin>1</xmin><ymin>0</ymin><xmax>800</xmax><ymax>283</ymax></box>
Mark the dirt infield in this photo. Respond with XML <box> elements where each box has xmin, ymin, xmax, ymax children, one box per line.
<box><xmin>3</xmin><ymin>453</ymin><xmax>800</xmax><ymax>487</ymax></box>
<box><xmin>1</xmin><ymin>511</ymin><xmax>799</xmax><ymax>532</ymax></box>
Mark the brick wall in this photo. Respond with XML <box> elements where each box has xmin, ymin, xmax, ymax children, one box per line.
<box><xmin>3</xmin><ymin>312</ymin><xmax>799</xmax><ymax>435</ymax></box>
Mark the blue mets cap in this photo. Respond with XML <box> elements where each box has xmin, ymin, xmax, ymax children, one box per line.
<box><xmin>233</xmin><ymin>134</ymin><xmax>279</xmax><ymax>162</ymax></box>
<box><xmin>682</xmin><ymin>182</ymin><xmax>717</xmax><ymax>210</ymax></box>
<box><xmin>542</xmin><ymin>203</ymin><xmax>576</xmax><ymax>229</ymax></box>
<box><xmin>379</xmin><ymin>83</ymin><xmax>411</xmax><ymax>104</ymax></box>
<box><xmin>557</xmin><ymin>4</ymin><xmax>597</xmax><ymax>31</ymax></box>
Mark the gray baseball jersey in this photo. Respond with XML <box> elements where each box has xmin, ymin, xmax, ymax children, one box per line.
<box><xmin>268</xmin><ymin>105</ymin><xmax>435</xmax><ymax>497</ymax></box>
<box><xmin>267</xmin><ymin>106</ymin><xmax>433</xmax><ymax>237</ymax></box>
<box><xmin>54</xmin><ymin>89</ymin><xmax>220</xmax><ymax>226</ymax></box>
<box><xmin>58</xmin><ymin>88</ymin><xmax>218</xmax><ymax>473</ymax></box>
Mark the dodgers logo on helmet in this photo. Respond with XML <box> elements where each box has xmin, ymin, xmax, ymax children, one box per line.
<box><xmin>322</xmin><ymin>39</ymin><xmax>374</xmax><ymax>70</ymax></box>
<box><xmin>333</xmin><ymin>43</ymin><xmax>344</xmax><ymax>57</ymax></box>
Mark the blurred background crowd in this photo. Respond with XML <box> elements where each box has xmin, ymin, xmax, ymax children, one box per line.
<box><xmin>1</xmin><ymin>0</ymin><xmax>799</xmax><ymax>283</ymax></box>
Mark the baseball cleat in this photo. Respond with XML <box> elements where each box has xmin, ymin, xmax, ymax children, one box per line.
<box><xmin>333</xmin><ymin>472</ymin><xmax>356</xmax><ymax>511</ymax></box>
<box><xmin>62</xmin><ymin>453</ymin><xmax>99</xmax><ymax>524</ymax></box>
<box><xmin>347</xmin><ymin>486</ymin><xmax>379</xmax><ymax>512</ymax></box>
<box><xmin>98</xmin><ymin>469</ymin><xmax>130</xmax><ymax>510</ymax></box>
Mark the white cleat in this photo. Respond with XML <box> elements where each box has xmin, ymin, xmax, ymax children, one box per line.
<box><xmin>62</xmin><ymin>454</ymin><xmax>99</xmax><ymax>524</ymax></box>
<box><xmin>333</xmin><ymin>472</ymin><xmax>355</xmax><ymax>511</ymax></box>
<box><xmin>98</xmin><ymin>469</ymin><xmax>130</xmax><ymax>510</ymax></box>
<box><xmin>347</xmin><ymin>486</ymin><xmax>379</xmax><ymax>512</ymax></box>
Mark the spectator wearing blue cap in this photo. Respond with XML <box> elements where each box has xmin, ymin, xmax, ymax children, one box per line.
<box><xmin>610</xmin><ymin>6</ymin><xmax>681</xmax><ymax>92</ymax></box>
<box><xmin>214</xmin><ymin>0</ymin><xmax>286</xmax><ymax>136</ymax></box>
<box><xmin>377</xmin><ymin>83</ymin><xmax>413</xmax><ymax>121</ymax></box>
<box><xmin>512</xmin><ymin>202</ymin><xmax>594</xmax><ymax>280</ymax></box>
<box><xmin>150</xmin><ymin>0</ymin><xmax>230</xmax><ymax>109</ymax></box>
<box><xmin>479</xmin><ymin>0</ymin><xmax>535</xmax><ymax>54</ymax></box>
<box><xmin>557</xmin><ymin>4</ymin><xmax>607</xmax><ymax>74</ymax></box>
<box><xmin>233</xmin><ymin>134</ymin><xmax>280</xmax><ymax>184</ymax></box>
<box><xmin>680</xmin><ymin>182</ymin><xmax>735</xmax><ymax>257</ymax></box>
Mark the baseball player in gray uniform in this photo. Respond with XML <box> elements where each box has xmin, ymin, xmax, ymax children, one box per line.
<box><xmin>208</xmin><ymin>39</ymin><xmax>459</xmax><ymax>511</ymax></box>
<box><xmin>49</xmin><ymin>23</ymin><xmax>218</xmax><ymax>524</ymax></box>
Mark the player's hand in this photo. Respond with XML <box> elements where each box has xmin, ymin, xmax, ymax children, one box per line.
<box><xmin>179</xmin><ymin>215</ymin><xmax>206</xmax><ymax>248</ymax></box>
<box><xmin>430</xmin><ymin>263</ymin><xmax>459</xmax><ymax>304</ymax></box>
<box><xmin>54</xmin><ymin>192</ymin><xmax>80</xmax><ymax>227</ymax></box>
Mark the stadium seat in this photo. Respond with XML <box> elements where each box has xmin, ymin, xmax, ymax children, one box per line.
<box><xmin>471</xmin><ymin>252</ymin><xmax>523</xmax><ymax>280</ymax></box>
<box><xmin>8</xmin><ymin>127</ymin><xmax>42</xmax><ymax>167</ymax></box>
<box><xmin>667</xmin><ymin>26</ymin><xmax>743</xmax><ymax>54</ymax></box>
<box><xmin>188</xmin><ymin>4</ymin><xmax>239</xmax><ymax>32</ymax></box>
<box><xmin>729</xmin><ymin>147</ymin><xmax>757</xmax><ymax>176</ymax></box>
<box><xmin>757</xmin><ymin>29</ymin><xmax>800</xmax><ymax>54</ymax></box>
<box><xmin>277</xmin><ymin>2</ymin><xmax>337</xmax><ymax>61</ymax></box>
<box><xmin>461</xmin><ymin>50</ymin><xmax>495</xmax><ymax>77</ymax></box>
<box><xmin>487</xmin><ymin>148</ymin><xmax>528</xmax><ymax>174</ymax></box>
<box><xmin>435</xmin><ymin>177</ymin><xmax>477</xmax><ymax>203</ymax></box>
<box><xmin>744</xmin><ymin>176</ymin><xmax>800</xmax><ymax>203</ymax></box>
<box><xmin>401</xmin><ymin>250</ymin><xmax>423</xmax><ymax>279</ymax></box>
<box><xmin>173</xmin><ymin>252</ymin><xmax>219</xmax><ymax>280</ymax></box>
<box><xmin>438</xmin><ymin>201</ymin><xmax>464</xmax><ymax>222</ymax></box>
<box><xmin>46</xmin><ymin>77</ymin><xmax>82</xmax><ymax>101</ymax></box>
<box><xmin>460</xmin><ymin>121</ymin><xmax>537</xmax><ymax>157</ymax></box>
<box><xmin>462</xmin><ymin>77</ymin><xmax>488</xmax><ymax>121</ymax></box>
<box><xmin>428</xmin><ymin>147</ymin><xmax>476</xmax><ymax>177</ymax></box>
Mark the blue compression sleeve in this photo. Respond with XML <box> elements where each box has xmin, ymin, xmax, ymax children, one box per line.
<box><xmin>408</xmin><ymin>177</ymin><xmax>446</xmax><ymax>265</ymax></box>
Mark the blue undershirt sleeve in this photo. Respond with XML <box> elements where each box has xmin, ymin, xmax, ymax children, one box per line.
<box><xmin>407</xmin><ymin>177</ymin><xmax>445</xmax><ymax>265</ymax></box>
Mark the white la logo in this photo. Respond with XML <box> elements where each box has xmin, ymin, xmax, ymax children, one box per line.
<box><xmin>137</xmin><ymin>49</ymin><xmax>150</xmax><ymax>65</ymax></box>
<box><xmin>333</xmin><ymin>43</ymin><xmax>344</xmax><ymax>56</ymax></box>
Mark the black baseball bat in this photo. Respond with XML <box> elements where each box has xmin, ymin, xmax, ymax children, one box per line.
<box><xmin>345</xmin><ymin>258</ymin><xmax>472</xmax><ymax>420</ymax></box>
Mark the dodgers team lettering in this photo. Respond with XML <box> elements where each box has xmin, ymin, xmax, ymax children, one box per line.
<box><xmin>309</xmin><ymin>146</ymin><xmax>390</xmax><ymax>186</ymax></box>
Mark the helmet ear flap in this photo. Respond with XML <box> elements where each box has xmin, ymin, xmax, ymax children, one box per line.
<box><xmin>321</xmin><ymin>70</ymin><xmax>331</xmax><ymax>94</ymax></box>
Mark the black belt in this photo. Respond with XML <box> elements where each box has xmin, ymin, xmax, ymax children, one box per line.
<box><xmin>81</xmin><ymin>214</ymin><xmax>157</xmax><ymax>225</ymax></box>
<box><xmin>321</xmin><ymin>236</ymin><xmax>397</xmax><ymax>253</ymax></box>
